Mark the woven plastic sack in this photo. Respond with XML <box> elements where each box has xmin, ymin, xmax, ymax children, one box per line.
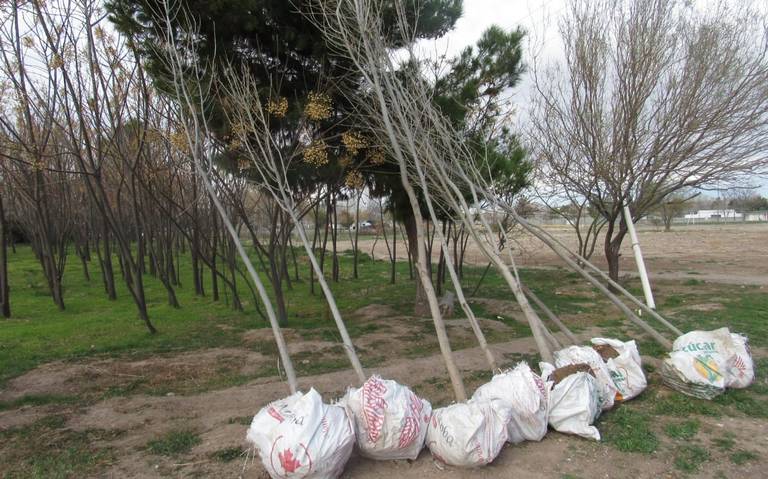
<box><xmin>426</xmin><ymin>399</ymin><xmax>511</xmax><ymax>467</ymax></box>
<box><xmin>590</xmin><ymin>338</ymin><xmax>647</xmax><ymax>401</ymax></box>
<box><xmin>555</xmin><ymin>345</ymin><xmax>617</xmax><ymax>411</ymax></box>
<box><xmin>471</xmin><ymin>362</ymin><xmax>549</xmax><ymax>443</ymax></box>
<box><xmin>246</xmin><ymin>389</ymin><xmax>355</xmax><ymax>479</ymax></box>
<box><xmin>342</xmin><ymin>375</ymin><xmax>432</xmax><ymax>460</ymax></box>
<box><xmin>541</xmin><ymin>362</ymin><xmax>602</xmax><ymax>441</ymax></box>
<box><xmin>725</xmin><ymin>333</ymin><xmax>754</xmax><ymax>389</ymax></box>
<box><xmin>662</xmin><ymin>329</ymin><xmax>730</xmax><ymax>399</ymax></box>
<box><xmin>663</xmin><ymin>328</ymin><xmax>754</xmax><ymax>398</ymax></box>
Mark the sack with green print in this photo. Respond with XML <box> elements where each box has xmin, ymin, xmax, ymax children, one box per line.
<box><xmin>590</xmin><ymin>338</ymin><xmax>647</xmax><ymax>401</ymax></box>
<box><xmin>661</xmin><ymin>328</ymin><xmax>733</xmax><ymax>399</ymax></box>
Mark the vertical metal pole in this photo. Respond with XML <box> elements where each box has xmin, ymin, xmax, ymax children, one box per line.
<box><xmin>623</xmin><ymin>205</ymin><xmax>656</xmax><ymax>309</ymax></box>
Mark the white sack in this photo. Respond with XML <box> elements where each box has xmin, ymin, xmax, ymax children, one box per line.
<box><xmin>662</xmin><ymin>328</ymin><xmax>732</xmax><ymax>399</ymax></box>
<box><xmin>472</xmin><ymin>362</ymin><xmax>549</xmax><ymax>443</ymax></box>
<box><xmin>555</xmin><ymin>346</ymin><xmax>618</xmax><ymax>411</ymax></box>
<box><xmin>665</xmin><ymin>328</ymin><xmax>755</xmax><ymax>394</ymax></box>
<box><xmin>590</xmin><ymin>338</ymin><xmax>647</xmax><ymax>401</ymax></box>
<box><xmin>591</xmin><ymin>337</ymin><xmax>642</xmax><ymax>367</ymax></box>
<box><xmin>343</xmin><ymin>375</ymin><xmax>432</xmax><ymax>460</ymax></box>
<box><xmin>725</xmin><ymin>333</ymin><xmax>754</xmax><ymax>389</ymax></box>
<box><xmin>247</xmin><ymin>389</ymin><xmax>355</xmax><ymax>479</ymax></box>
<box><xmin>426</xmin><ymin>399</ymin><xmax>510</xmax><ymax>467</ymax></box>
<box><xmin>541</xmin><ymin>363</ymin><xmax>602</xmax><ymax>441</ymax></box>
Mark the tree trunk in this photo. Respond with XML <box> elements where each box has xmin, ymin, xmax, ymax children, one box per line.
<box><xmin>404</xmin><ymin>210</ymin><xmax>430</xmax><ymax>316</ymax></box>
<box><xmin>331</xmin><ymin>196</ymin><xmax>339</xmax><ymax>282</ymax></box>
<box><xmin>391</xmin><ymin>215</ymin><xmax>396</xmax><ymax>284</ymax></box>
<box><xmin>97</xmin><ymin>223</ymin><xmax>117</xmax><ymax>300</ymax></box>
<box><xmin>210</xmin><ymin>203</ymin><xmax>220</xmax><ymax>301</ymax></box>
<box><xmin>352</xmin><ymin>192</ymin><xmax>361</xmax><ymax>279</ymax></box>
<box><xmin>604</xmin><ymin>218</ymin><xmax>628</xmax><ymax>283</ymax></box>
<box><xmin>0</xmin><ymin>193</ymin><xmax>10</xmax><ymax>318</ymax></box>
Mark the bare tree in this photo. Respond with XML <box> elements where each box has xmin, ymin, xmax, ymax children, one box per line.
<box><xmin>527</xmin><ymin>0</ymin><xmax>768</xmax><ymax>281</ymax></box>
<box><xmin>0</xmin><ymin>182</ymin><xmax>9</xmax><ymax>318</ymax></box>
<box><xmin>657</xmin><ymin>191</ymin><xmax>697</xmax><ymax>231</ymax></box>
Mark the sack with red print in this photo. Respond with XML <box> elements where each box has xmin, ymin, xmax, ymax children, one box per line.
<box><xmin>246</xmin><ymin>388</ymin><xmax>355</xmax><ymax>479</ymax></box>
<box><xmin>471</xmin><ymin>362</ymin><xmax>550</xmax><ymax>443</ymax></box>
<box><xmin>425</xmin><ymin>399</ymin><xmax>511</xmax><ymax>467</ymax></box>
<box><xmin>724</xmin><ymin>333</ymin><xmax>754</xmax><ymax>389</ymax></box>
<box><xmin>342</xmin><ymin>375</ymin><xmax>432</xmax><ymax>460</ymax></box>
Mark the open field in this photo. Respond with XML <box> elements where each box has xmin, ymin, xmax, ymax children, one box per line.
<box><xmin>0</xmin><ymin>224</ymin><xmax>766</xmax><ymax>478</ymax></box>
<box><xmin>343</xmin><ymin>222</ymin><xmax>768</xmax><ymax>285</ymax></box>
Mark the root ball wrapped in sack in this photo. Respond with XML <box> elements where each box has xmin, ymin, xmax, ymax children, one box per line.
<box><xmin>541</xmin><ymin>362</ymin><xmax>602</xmax><ymax>441</ymax></box>
<box><xmin>426</xmin><ymin>399</ymin><xmax>511</xmax><ymax>467</ymax></box>
<box><xmin>590</xmin><ymin>338</ymin><xmax>647</xmax><ymax>401</ymax></box>
<box><xmin>471</xmin><ymin>362</ymin><xmax>549</xmax><ymax>443</ymax></box>
<box><xmin>662</xmin><ymin>328</ymin><xmax>754</xmax><ymax>399</ymax></box>
<box><xmin>343</xmin><ymin>375</ymin><xmax>432</xmax><ymax>460</ymax></box>
<box><xmin>246</xmin><ymin>389</ymin><xmax>354</xmax><ymax>479</ymax></box>
<box><xmin>555</xmin><ymin>345</ymin><xmax>618</xmax><ymax>411</ymax></box>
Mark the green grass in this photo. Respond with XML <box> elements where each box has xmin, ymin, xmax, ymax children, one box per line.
<box><xmin>146</xmin><ymin>429</ymin><xmax>202</xmax><ymax>456</ymax></box>
<box><xmin>645</xmin><ymin>391</ymin><xmax>722</xmax><ymax>418</ymax></box>
<box><xmin>0</xmin><ymin>246</ymin><xmax>437</xmax><ymax>385</ymax></box>
<box><xmin>674</xmin><ymin>445</ymin><xmax>710</xmax><ymax>472</ymax></box>
<box><xmin>0</xmin><ymin>393</ymin><xmax>81</xmax><ymax>411</ymax></box>
<box><xmin>664</xmin><ymin>419</ymin><xmax>700</xmax><ymax>440</ymax></box>
<box><xmin>730</xmin><ymin>450</ymin><xmax>758</xmax><ymax>465</ymax></box>
<box><xmin>599</xmin><ymin>407</ymin><xmax>659</xmax><ymax>454</ymax></box>
<box><xmin>711</xmin><ymin>435</ymin><xmax>736</xmax><ymax>451</ymax></box>
<box><xmin>210</xmin><ymin>446</ymin><xmax>245</xmax><ymax>462</ymax></box>
<box><xmin>0</xmin><ymin>415</ymin><xmax>117</xmax><ymax>478</ymax></box>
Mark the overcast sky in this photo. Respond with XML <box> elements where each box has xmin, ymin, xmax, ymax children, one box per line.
<box><xmin>423</xmin><ymin>0</ymin><xmax>767</xmax><ymax>195</ymax></box>
<box><xmin>422</xmin><ymin>0</ymin><xmax>568</xmax><ymax>104</ymax></box>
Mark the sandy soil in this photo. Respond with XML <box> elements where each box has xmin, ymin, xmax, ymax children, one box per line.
<box><xmin>342</xmin><ymin>222</ymin><xmax>768</xmax><ymax>285</ymax></box>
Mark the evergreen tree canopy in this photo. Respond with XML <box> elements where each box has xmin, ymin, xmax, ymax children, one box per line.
<box><xmin>108</xmin><ymin>0</ymin><xmax>528</xmax><ymax>219</ymax></box>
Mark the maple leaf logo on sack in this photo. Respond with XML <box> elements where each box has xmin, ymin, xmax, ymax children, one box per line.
<box><xmin>279</xmin><ymin>448</ymin><xmax>301</xmax><ymax>473</ymax></box>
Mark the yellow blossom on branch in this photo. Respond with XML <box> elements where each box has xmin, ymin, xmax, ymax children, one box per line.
<box><xmin>267</xmin><ymin>97</ymin><xmax>288</xmax><ymax>118</ymax></box>
<box><xmin>366</xmin><ymin>148</ymin><xmax>386</xmax><ymax>166</ymax></box>
<box><xmin>303</xmin><ymin>140</ymin><xmax>328</xmax><ymax>166</ymax></box>
<box><xmin>341</xmin><ymin>130</ymin><xmax>367</xmax><ymax>155</ymax></box>
<box><xmin>345</xmin><ymin>170</ymin><xmax>365</xmax><ymax>190</ymax></box>
<box><xmin>304</xmin><ymin>91</ymin><xmax>332</xmax><ymax>121</ymax></box>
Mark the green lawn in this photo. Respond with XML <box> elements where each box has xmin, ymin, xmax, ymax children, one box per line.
<box><xmin>2</xmin><ymin>244</ymin><xmax>767</xmax><ymax>388</ymax></box>
<box><xmin>1</xmin><ymin>245</ymin><xmax>573</xmax><ymax>386</ymax></box>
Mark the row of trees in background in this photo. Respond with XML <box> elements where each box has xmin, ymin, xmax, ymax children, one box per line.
<box><xmin>2</xmin><ymin>0</ymin><xmax>768</xmax><ymax>327</ymax></box>
<box><xmin>0</xmin><ymin>0</ymin><xmax>527</xmax><ymax>324</ymax></box>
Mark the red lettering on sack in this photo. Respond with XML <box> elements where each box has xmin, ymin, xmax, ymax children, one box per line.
<box><xmin>362</xmin><ymin>377</ymin><xmax>388</xmax><ymax>443</ymax></box>
<box><xmin>267</xmin><ymin>406</ymin><xmax>284</xmax><ymax>423</ymax></box>
<box><xmin>398</xmin><ymin>392</ymin><xmax>424</xmax><ymax>448</ymax></box>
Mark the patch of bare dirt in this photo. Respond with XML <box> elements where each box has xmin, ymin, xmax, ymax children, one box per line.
<box><xmin>682</xmin><ymin>302</ymin><xmax>726</xmax><ymax>312</ymax></box>
<box><xmin>353</xmin><ymin>303</ymin><xmax>397</xmax><ymax>321</ymax></box>
<box><xmin>0</xmin><ymin>348</ymin><xmax>270</xmax><ymax>404</ymax></box>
